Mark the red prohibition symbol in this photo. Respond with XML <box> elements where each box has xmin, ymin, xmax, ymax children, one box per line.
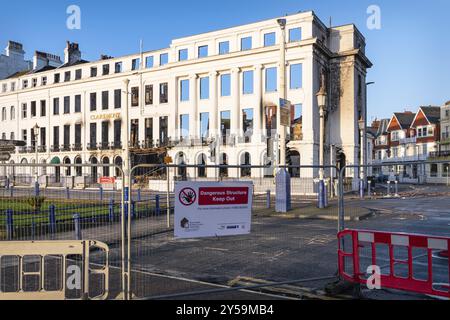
<box><xmin>179</xmin><ymin>188</ymin><xmax>197</xmax><ymax>206</ymax></box>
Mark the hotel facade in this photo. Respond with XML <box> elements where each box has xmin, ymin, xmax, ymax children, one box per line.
<box><xmin>0</xmin><ymin>11</ymin><xmax>371</xmax><ymax>183</ymax></box>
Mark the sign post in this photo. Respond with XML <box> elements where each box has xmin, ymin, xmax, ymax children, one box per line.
<box><xmin>276</xmin><ymin>99</ymin><xmax>292</xmax><ymax>213</ymax></box>
<box><xmin>174</xmin><ymin>181</ymin><xmax>253</xmax><ymax>239</ymax></box>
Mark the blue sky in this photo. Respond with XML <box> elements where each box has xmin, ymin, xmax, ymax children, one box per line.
<box><xmin>1</xmin><ymin>0</ymin><xmax>449</xmax><ymax>122</ymax></box>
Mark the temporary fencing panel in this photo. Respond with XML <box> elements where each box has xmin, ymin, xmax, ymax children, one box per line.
<box><xmin>338</xmin><ymin>229</ymin><xmax>450</xmax><ymax>298</ymax></box>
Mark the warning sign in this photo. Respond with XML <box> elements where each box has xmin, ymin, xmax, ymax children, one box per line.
<box><xmin>174</xmin><ymin>181</ymin><xmax>253</xmax><ymax>239</ymax></box>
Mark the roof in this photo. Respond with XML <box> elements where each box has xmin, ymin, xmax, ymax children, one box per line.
<box><xmin>57</xmin><ymin>59</ymin><xmax>90</xmax><ymax>69</ymax></box>
<box><xmin>420</xmin><ymin>106</ymin><xmax>441</xmax><ymax>124</ymax></box>
<box><xmin>393</xmin><ymin>112</ymin><xmax>415</xmax><ymax>129</ymax></box>
<box><xmin>5</xmin><ymin>70</ymin><xmax>29</xmax><ymax>79</ymax></box>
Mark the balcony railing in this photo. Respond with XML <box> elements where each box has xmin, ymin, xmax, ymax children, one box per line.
<box><xmin>399</xmin><ymin>137</ymin><xmax>417</xmax><ymax>145</ymax></box>
<box><xmin>430</xmin><ymin>151</ymin><xmax>450</xmax><ymax>158</ymax></box>
<box><xmin>87</xmin><ymin>143</ymin><xmax>98</xmax><ymax>151</ymax></box>
<box><xmin>99</xmin><ymin>142</ymin><xmax>110</xmax><ymax>150</ymax></box>
<box><xmin>72</xmin><ymin>143</ymin><xmax>82</xmax><ymax>151</ymax></box>
<box><xmin>61</xmin><ymin>144</ymin><xmax>71</xmax><ymax>152</ymax></box>
<box><xmin>38</xmin><ymin>146</ymin><xmax>46</xmax><ymax>153</ymax></box>
<box><xmin>51</xmin><ymin>145</ymin><xmax>60</xmax><ymax>152</ymax></box>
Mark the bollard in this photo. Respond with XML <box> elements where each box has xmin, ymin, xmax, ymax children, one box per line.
<box><xmin>395</xmin><ymin>181</ymin><xmax>399</xmax><ymax>197</ymax></box>
<box><xmin>73</xmin><ymin>214</ymin><xmax>82</xmax><ymax>240</ymax></box>
<box><xmin>155</xmin><ymin>195</ymin><xmax>161</xmax><ymax>216</ymax></box>
<box><xmin>318</xmin><ymin>180</ymin><xmax>325</xmax><ymax>209</ymax></box>
<box><xmin>387</xmin><ymin>181</ymin><xmax>391</xmax><ymax>197</ymax></box>
<box><xmin>359</xmin><ymin>179</ymin><xmax>365</xmax><ymax>199</ymax></box>
<box><xmin>66</xmin><ymin>187</ymin><xmax>70</xmax><ymax>199</ymax></box>
<box><xmin>6</xmin><ymin>178</ymin><xmax>10</xmax><ymax>190</ymax></box>
<box><xmin>10</xmin><ymin>186</ymin><xmax>13</xmax><ymax>198</ymax></box>
<box><xmin>49</xmin><ymin>205</ymin><xmax>56</xmax><ymax>235</ymax></box>
<box><xmin>324</xmin><ymin>183</ymin><xmax>328</xmax><ymax>208</ymax></box>
<box><xmin>266</xmin><ymin>190</ymin><xmax>271</xmax><ymax>209</ymax></box>
<box><xmin>131</xmin><ymin>201</ymin><xmax>136</xmax><ymax>220</ymax></box>
<box><xmin>109</xmin><ymin>199</ymin><xmax>115</xmax><ymax>222</ymax></box>
<box><xmin>99</xmin><ymin>186</ymin><xmax>104</xmax><ymax>201</ymax></box>
<box><xmin>137</xmin><ymin>189</ymin><xmax>142</xmax><ymax>202</ymax></box>
<box><xmin>34</xmin><ymin>181</ymin><xmax>40</xmax><ymax>197</ymax></box>
<box><xmin>368</xmin><ymin>180</ymin><xmax>372</xmax><ymax>198</ymax></box>
<box><xmin>6</xmin><ymin>209</ymin><xmax>13</xmax><ymax>240</ymax></box>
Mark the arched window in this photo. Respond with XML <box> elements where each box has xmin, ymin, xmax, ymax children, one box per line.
<box><xmin>50</xmin><ymin>157</ymin><xmax>61</xmax><ymax>183</ymax></box>
<box><xmin>197</xmin><ymin>154</ymin><xmax>207</xmax><ymax>178</ymax></box>
<box><xmin>10</xmin><ymin>106</ymin><xmax>15</xmax><ymax>120</ymax></box>
<box><xmin>102</xmin><ymin>157</ymin><xmax>110</xmax><ymax>177</ymax></box>
<box><xmin>74</xmin><ymin>156</ymin><xmax>82</xmax><ymax>177</ymax></box>
<box><xmin>176</xmin><ymin>152</ymin><xmax>187</xmax><ymax>179</ymax></box>
<box><xmin>2</xmin><ymin>107</ymin><xmax>6</xmax><ymax>121</ymax></box>
<box><xmin>114</xmin><ymin>156</ymin><xmax>123</xmax><ymax>177</ymax></box>
<box><xmin>90</xmin><ymin>157</ymin><xmax>98</xmax><ymax>181</ymax></box>
<box><xmin>64</xmin><ymin>157</ymin><xmax>71</xmax><ymax>177</ymax></box>
<box><xmin>219</xmin><ymin>153</ymin><xmax>228</xmax><ymax>178</ymax></box>
<box><xmin>240</xmin><ymin>152</ymin><xmax>251</xmax><ymax>177</ymax></box>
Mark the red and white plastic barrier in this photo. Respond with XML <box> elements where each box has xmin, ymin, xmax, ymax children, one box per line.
<box><xmin>338</xmin><ymin>229</ymin><xmax>450</xmax><ymax>298</ymax></box>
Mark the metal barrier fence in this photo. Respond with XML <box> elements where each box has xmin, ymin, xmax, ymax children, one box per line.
<box><xmin>0</xmin><ymin>163</ymin><xmax>126</xmax><ymax>300</ymax></box>
<box><xmin>127</xmin><ymin>164</ymin><xmax>341</xmax><ymax>300</ymax></box>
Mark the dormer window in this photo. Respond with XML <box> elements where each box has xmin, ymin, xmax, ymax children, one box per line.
<box><xmin>32</xmin><ymin>78</ymin><xmax>37</xmax><ymax>88</ymax></box>
<box><xmin>41</xmin><ymin>77</ymin><xmax>47</xmax><ymax>86</ymax></box>
<box><xmin>22</xmin><ymin>80</ymin><xmax>28</xmax><ymax>89</ymax></box>
<box><xmin>64</xmin><ymin>71</ymin><xmax>71</xmax><ymax>82</ymax></box>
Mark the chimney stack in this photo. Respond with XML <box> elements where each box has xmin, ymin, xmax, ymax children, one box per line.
<box><xmin>64</xmin><ymin>41</ymin><xmax>81</xmax><ymax>64</ymax></box>
<box><xmin>33</xmin><ymin>51</ymin><xmax>62</xmax><ymax>70</ymax></box>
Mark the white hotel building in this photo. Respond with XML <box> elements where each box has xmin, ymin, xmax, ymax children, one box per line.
<box><xmin>0</xmin><ymin>11</ymin><xmax>371</xmax><ymax>183</ymax></box>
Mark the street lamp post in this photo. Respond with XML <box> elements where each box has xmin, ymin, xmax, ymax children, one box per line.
<box><xmin>359</xmin><ymin>118</ymin><xmax>365</xmax><ymax>199</ymax></box>
<box><xmin>33</xmin><ymin>124</ymin><xmax>40</xmax><ymax>188</ymax></box>
<box><xmin>316</xmin><ymin>84</ymin><xmax>327</xmax><ymax>209</ymax></box>
<box><xmin>277</xmin><ymin>18</ymin><xmax>287</xmax><ymax>167</ymax></box>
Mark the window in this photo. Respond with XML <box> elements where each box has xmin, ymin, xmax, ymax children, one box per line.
<box><xmin>220</xmin><ymin>111</ymin><xmax>231</xmax><ymax>144</ymax></box>
<box><xmin>178</xmin><ymin>49</ymin><xmax>188</xmax><ymax>61</ymax></box>
<box><xmin>430</xmin><ymin>164</ymin><xmax>438</xmax><ymax>177</ymax></box>
<box><xmin>64</xmin><ymin>96</ymin><xmax>70</xmax><ymax>114</ymax></box>
<box><xmin>102</xmin><ymin>91</ymin><xmax>109</xmax><ymax>110</ymax></box>
<box><xmin>145</xmin><ymin>56</ymin><xmax>154</xmax><ymax>68</ymax></box>
<box><xmin>22</xmin><ymin>103</ymin><xmax>27</xmax><ymax>119</ymax></box>
<box><xmin>90</xmin><ymin>123</ymin><xmax>97</xmax><ymax>147</ymax></box>
<box><xmin>200</xmin><ymin>113</ymin><xmax>209</xmax><ymax>141</ymax></box>
<box><xmin>265</xmin><ymin>67</ymin><xmax>277</xmax><ymax>92</ymax></box>
<box><xmin>32</xmin><ymin>78</ymin><xmax>37</xmax><ymax>87</ymax></box>
<box><xmin>130</xmin><ymin>119</ymin><xmax>139</xmax><ymax>146</ymax></box>
<box><xmin>132</xmin><ymin>58</ymin><xmax>140</xmax><ymax>71</ymax></box>
<box><xmin>1</xmin><ymin>108</ymin><xmax>6</xmax><ymax>121</ymax></box>
<box><xmin>391</xmin><ymin>131</ymin><xmax>399</xmax><ymax>141</ymax></box>
<box><xmin>198</xmin><ymin>45</ymin><xmax>208</xmax><ymax>58</ymax></box>
<box><xmin>290</xmin><ymin>64</ymin><xmax>303</xmax><ymax>89</ymax></box>
<box><xmin>40</xmin><ymin>100</ymin><xmax>46</xmax><ymax>117</ymax></box>
<box><xmin>264</xmin><ymin>32</ymin><xmax>276</xmax><ymax>46</ymax></box>
<box><xmin>289</xmin><ymin>28</ymin><xmax>302</xmax><ymax>42</ymax></box>
<box><xmin>114</xmin><ymin>89</ymin><xmax>121</xmax><ymax>109</ymax></box>
<box><xmin>292</xmin><ymin>104</ymin><xmax>303</xmax><ymax>141</ymax></box>
<box><xmin>241</xmin><ymin>37</ymin><xmax>252</xmax><ymax>51</ymax></box>
<box><xmin>145</xmin><ymin>118</ymin><xmax>153</xmax><ymax>146</ymax></box>
<box><xmin>101</xmin><ymin>121</ymin><xmax>109</xmax><ymax>147</ymax></box>
<box><xmin>131</xmin><ymin>87</ymin><xmax>139</xmax><ymax>107</ymax></box>
<box><xmin>31</xmin><ymin>101</ymin><xmax>37</xmax><ymax>117</ymax></box>
<box><xmin>75</xmin><ymin>124</ymin><xmax>81</xmax><ymax>147</ymax></box>
<box><xmin>145</xmin><ymin>85</ymin><xmax>153</xmax><ymax>105</ymax></box>
<box><xmin>53</xmin><ymin>127</ymin><xmax>59</xmax><ymax>148</ymax></box>
<box><xmin>11</xmin><ymin>82</ymin><xmax>15</xmax><ymax>91</ymax></box>
<box><xmin>64</xmin><ymin>71</ymin><xmax>71</xmax><ymax>82</ymax></box>
<box><xmin>159</xmin><ymin>117</ymin><xmax>168</xmax><ymax>144</ymax></box>
<box><xmin>200</xmin><ymin>77</ymin><xmax>209</xmax><ymax>100</ymax></box>
<box><xmin>243</xmin><ymin>70</ymin><xmax>254</xmax><ymax>94</ymax></box>
<box><xmin>75</xmin><ymin>95</ymin><xmax>81</xmax><ymax>113</ymax></box>
<box><xmin>115</xmin><ymin>62</ymin><xmax>123</xmax><ymax>73</ymax></box>
<box><xmin>102</xmin><ymin>64</ymin><xmax>110</xmax><ymax>75</ymax></box>
<box><xmin>53</xmin><ymin>98</ymin><xmax>59</xmax><ymax>115</ymax></box>
<box><xmin>242</xmin><ymin>108</ymin><xmax>254</xmax><ymax>142</ymax></box>
<box><xmin>90</xmin><ymin>93</ymin><xmax>97</xmax><ymax>111</ymax></box>
<box><xmin>75</xmin><ymin>69</ymin><xmax>82</xmax><ymax>80</ymax></box>
<box><xmin>180</xmin><ymin>80</ymin><xmax>189</xmax><ymax>102</ymax></box>
<box><xmin>22</xmin><ymin>80</ymin><xmax>28</xmax><ymax>89</ymax></box>
<box><xmin>114</xmin><ymin>120</ymin><xmax>121</xmax><ymax>147</ymax></box>
<box><xmin>160</xmin><ymin>53</ymin><xmax>168</xmax><ymax>66</ymax></box>
<box><xmin>41</xmin><ymin>77</ymin><xmax>47</xmax><ymax>86</ymax></box>
<box><xmin>10</xmin><ymin>106</ymin><xmax>15</xmax><ymax>120</ymax></box>
<box><xmin>219</xmin><ymin>41</ymin><xmax>230</xmax><ymax>55</ymax></box>
<box><xmin>54</xmin><ymin>73</ymin><xmax>60</xmax><ymax>83</ymax></box>
<box><xmin>180</xmin><ymin>114</ymin><xmax>189</xmax><ymax>141</ymax></box>
<box><xmin>91</xmin><ymin>67</ymin><xmax>98</xmax><ymax>77</ymax></box>
<box><xmin>1</xmin><ymin>84</ymin><xmax>6</xmax><ymax>93</ymax></box>
<box><xmin>443</xmin><ymin>163</ymin><xmax>450</xmax><ymax>177</ymax></box>
<box><xmin>221</xmin><ymin>74</ymin><xmax>231</xmax><ymax>97</ymax></box>
<box><xmin>160</xmin><ymin>83</ymin><xmax>168</xmax><ymax>103</ymax></box>
<box><xmin>22</xmin><ymin>130</ymin><xmax>27</xmax><ymax>145</ymax></box>
<box><xmin>63</xmin><ymin>125</ymin><xmax>70</xmax><ymax>148</ymax></box>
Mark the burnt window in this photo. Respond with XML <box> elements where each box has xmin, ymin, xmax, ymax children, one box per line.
<box><xmin>145</xmin><ymin>85</ymin><xmax>153</xmax><ymax>105</ymax></box>
<box><xmin>159</xmin><ymin>83</ymin><xmax>168</xmax><ymax>104</ymax></box>
<box><xmin>131</xmin><ymin>87</ymin><xmax>139</xmax><ymax>107</ymax></box>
